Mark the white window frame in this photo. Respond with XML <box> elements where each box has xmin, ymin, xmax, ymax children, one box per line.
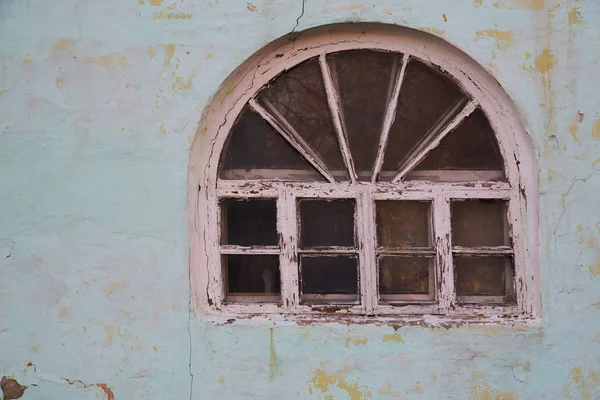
<box><xmin>189</xmin><ymin>24</ymin><xmax>541</xmax><ymax>322</ymax></box>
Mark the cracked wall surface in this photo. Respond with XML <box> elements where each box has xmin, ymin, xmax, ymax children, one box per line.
<box><xmin>1</xmin><ymin>0</ymin><xmax>600</xmax><ymax>398</ymax></box>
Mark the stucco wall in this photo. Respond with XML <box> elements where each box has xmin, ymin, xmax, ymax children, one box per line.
<box><xmin>1</xmin><ymin>0</ymin><xmax>600</xmax><ymax>399</ymax></box>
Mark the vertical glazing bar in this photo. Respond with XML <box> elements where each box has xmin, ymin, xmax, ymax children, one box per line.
<box><xmin>356</xmin><ymin>187</ymin><xmax>377</xmax><ymax>314</ymax></box>
<box><xmin>278</xmin><ymin>186</ymin><xmax>299</xmax><ymax>312</ymax></box>
<box><xmin>433</xmin><ymin>192</ymin><xmax>455</xmax><ymax>313</ymax></box>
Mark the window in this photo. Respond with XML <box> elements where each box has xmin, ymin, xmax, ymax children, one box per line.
<box><xmin>190</xmin><ymin>25</ymin><xmax>539</xmax><ymax>320</ymax></box>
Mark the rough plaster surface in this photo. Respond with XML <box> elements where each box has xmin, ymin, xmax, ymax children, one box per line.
<box><xmin>1</xmin><ymin>0</ymin><xmax>600</xmax><ymax>398</ymax></box>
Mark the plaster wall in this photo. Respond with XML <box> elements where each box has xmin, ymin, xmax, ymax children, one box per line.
<box><xmin>1</xmin><ymin>0</ymin><xmax>600</xmax><ymax>398</ymax></box>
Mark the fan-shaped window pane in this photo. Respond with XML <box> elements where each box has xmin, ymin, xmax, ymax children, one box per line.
<box><xmin>410</xmin><ymin>108</ymin><xmax>505</xmax><ymax>181</ymax></box>
<box><xmin>381</xmin><ymin>60</ymin><xmax>466</xmax><ymax>180</ymax></box>
<box><xmin>219</xmin><ymin>106</ymin><xmax>323</xmax><ymax>180</ymax></box>
<box><xmin>258</xmin><ymin>58</ymin><xmax>348</xmax><ymax>180</ymax></box>
<box><xmin>328</xmin><ymin>50</ymin><xmax>401</xmax><ymax>180</ymax></box>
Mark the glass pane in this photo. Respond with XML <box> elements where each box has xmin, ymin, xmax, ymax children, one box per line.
<box><xmin>257</xmin><ymin>57</ymin><xmax>348</xmax><ymax>180</ymax></box>
<box><xmin>379</xmin><ymin>256</ymin><xmax>432</xmax><ymax>295</ymax></box>
<box><xmin>455</xmin><ymin>256</ymin><xmax>513</xmax><ymax>297</ymax></box>
<box><xmin>328</xmin><ymin>50</ymin><xmax>401</xmax><ymax>180</ymax></box>
<box><xmin>219</xmin><ymin>106</ymin><xmax>322</xmax><ymax>181</ymax></box>
<box><xmin>220</xmin><ymin>199</ymin><xmax>278</xmax><ymax>246</ymax></box>
<box><xmin>299</xmin><ymin>199</ymin><xmax>355</xmax><ymax>248</ymax></box>
<box><xmin>451</xmin><ymin>200</ymin><xmax>509</xmax><ymax>247</ymax></box>
<box><xmin>224</xmin><ymin>255</ymin><xmax>281</xmax><ymax>297</ymax></box>
<box><xmin>376</xmin><ymin>201</ymin><xmax>431</xmax><ymax>247</ymax></box>
<box><xmin>301</xmin><ymin>255</ymin><xmax>358</xmax><ymax>299</ymax></box>
<box><xmin>413</xmin><ymin>108</ymin><xmax>505</xmax><ymax>177</ymax></box>
<box><xmin>381</xmin><ymin>59</ymin><xmax>466</xmax><ymax>180</ymax></box>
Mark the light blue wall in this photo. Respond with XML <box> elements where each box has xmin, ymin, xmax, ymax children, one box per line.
<box><xmin>1</xmin><ymin>0</ymin><xmax>600</xmax><ymax>398</ymax></box>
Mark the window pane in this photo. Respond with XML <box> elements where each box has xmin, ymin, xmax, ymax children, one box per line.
<box><xmin>376</xmin><ymin>201</ymin><xmax>431</xmax><ymax>247</ymax></box>
<box><xmin>219</xmin><ymin>106</ymin><xmax>323</xmax><ymax>181</ymax></box>
<box><xmin>381</xmin><ymin>59</ymin><xmax>466</xmax><ymax>180</ymax></box>
<box><xmin>257</xmin><ymin>57</ymin><xmax>348</xmax><ymax>180</ymax></box>
<box><xmin>451</xmin><ymin>200</ymin><xmax>509</xmax><ymax>247</ymax></box>
<box><xmin>224</xmin><ymin>255</ymin><xmax>281</xmax><ymax>298</ymax></box>
<box><xmin>299</xmin><ymin>199</ymin><xmax>355</xmax><ymax>248</ymax></box>
<box><xmin>379</xmin><ymin>256</ymin><xmax>432</xmax><ymax>295</ymax></box>
<box><xmin>301</xmin><ymin>255</ymin><xmax>358</xmax><ymax>300</ymax></box>
<box><xmin>221</xmin><ymin>199</ymin><xmax>278</xmax><ymax>246</ymax></box>
<box><xmin>455</xmin><ymin>256</ymin><xmax>513</xmax><ymax>297</ymax></box>
<box><xmin>413</xmin><ymin>108</ymin><xmax>505</xmax><ymax>177</ymax></box>
<box><xmin>327</xmin><ymin>50</ymin><xmax>401</xmax><ymax>180</ymax></box>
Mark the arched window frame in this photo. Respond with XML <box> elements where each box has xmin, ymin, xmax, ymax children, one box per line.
<box><xmin>189</xmin><ymin>24</ymin><xmax>540</xmax><ymax>322</ymax></box>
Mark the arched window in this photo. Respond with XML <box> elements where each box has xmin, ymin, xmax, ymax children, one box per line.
<box><xmin>190</xmin><ymin>25</ymin><xmax>539</xmax><ymax>320</ymax></box>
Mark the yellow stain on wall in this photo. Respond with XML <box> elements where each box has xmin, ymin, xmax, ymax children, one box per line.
<box><xmin>21</xmin><ymin>58</ymin><xmax>34</xmax><ymax>66</ymax></box>
<box><xmin>148</xmin><ymin>46</ymin><xmax>156</xmax><ymax>59</ymax></box>
<box><xmin>161</xmin><ymin>44</ymin><xmax>177</xmax><ymax>67</ymax></box>
<box><xmin>247</xmin><ymin>3</ymin><xmax>257</xmax><ymax>12</ymax></box>
<box><xmin>345</xmin><ymin>336</ymin><xmax>368</xmax><ymax>348</ymax></box>
<box><xmin>589</xmin><ymin>258</ymin><xmax>600</xmax><ymax>279</ymax></box>
<box><xmin>309</xmin><ymin>363</ymin><xmax>372</xmax><ymax>400</ymax></box>
<box><xmin>159</xmin><ymin>125</ymin><xmax>167</xmax><ymax>135</ymax></box>
<box><xmin>474</xmin><ymin>0</ymin><xmax>544</xmax><ymax>9</ymax></box>
<box><xmin>171</xmin><ymin>71</ymin><xmax>197</xmax><ymax>91</ymax></box>
<box><xmin>55</xmin><ymin>77</ymin><xmax>65</xmax><ymax>88</ymax></box>
<box><xmin>567</xmin><ymin>366</ymin><xmax>600</xmax><ymax>399</ymax></box>
<box><xmin>378</xmin><ymin>382</ymin><xmax>402</xmax><ymax>397</ymax></box>
<box><xmin>269</xmin><ymin>327</ymin><xmax>277</xmax><ymax>379</ymax></box>
<box><xmin>568</xmin><ymin>8</ymin><xmax>583</xmax><ymax>25</ymax></box>
<box><xmin>418</xmin><ymin>27</ymin><xmax>446</xmax><ymax>37</ymax></box>
<box><xmin>382</xmin><ymin>333</ymin><xmax>404</xmax><ymax>343</ymax></box>
<box><xmin>592</xmin><ymin>157</ymin><xmax>600</xmax><ymax>168</ymax></box>
<box><xmin>591</xmin><ymin>120</ymin><xmax>600</xmax><ymax>140</ymax></box>
<box><xmin>469</xmin><ymin>372</ymin><xmax>518</xmax><ymax>400</ymax></box>
<box><xmin>476</xmin><ymin>29</ymin><xmax>515</xmax><ymax>50</ymax></box>
<box><xmin>52</xmin><ymin>39</ymin><xmax>75</xmax><ymax>56</ymax></box>
<box><xmin>154</xmin><ymin>3</ymin><xmax>192</xmax><ymax>20</ymax></box>
<box><xmin>568</xmin><ymin>113</ymin><xmax>583</xmax><ymax>145</ymax></box>
<box><xmin>149</xmin><ymin>0</ymin><xmax>164</xmax><ymax>6</ymax></box>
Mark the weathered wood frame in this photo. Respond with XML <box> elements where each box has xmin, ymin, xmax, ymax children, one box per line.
<box><xmin>189</xmin><ymin>24</ymin><xmax>540</xmax><ymax>322</ymax></box>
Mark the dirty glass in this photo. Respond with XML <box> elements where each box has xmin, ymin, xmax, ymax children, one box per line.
<box><xmin>328</xmin><ymin>50</ymin><xmax>401</xmax><ymax>180</ymax></box>
<box><xmin>414</xmin><ymin>108</ymin><xmax>505</xmax><ymax>176</ymax></box>
<box><xmin>219</xmin><ymin>106</ymin><xmax>322</xmax><ymax>180</ymax></box>
<box><xmin>299</xmin><ymin>199</ymin><xmax>355</xmax><ymax>248</ymax></box>
<box><xmin>380</xmin><ymin>59</ymin><xmax>466</xmax><ymax>180</ymax></box>
<box><xmin>379</xmin><ymin>256</ymin><xmax>432</xmax><ymax>295</ymax></box>
<box><xmin>451</xmin><ymin>200</ymin><xmax>508</xmax><ymax>247</ymax></box>
<box><xmin>301</xmin><ymin>255</ymin><xmax>358</xmax><ymax>297</ymax></box>
<box><xmin>455</xmin><ymin>256</ymin><xmax>513</xmax><ymax>297</ymax></box>
<box><xmin>220</xmin><ymin>199</ymin><xmax>278</xmax><ymax>246</ymax></box>
<box><xmin>224</xmin><ymin>255</ymin><xmax>281</xmax><ymax>297</ymax></box>
<box><xmin>258</xmin><ymin>57</ymin><xmax>348</xmax><ymax>180</ymax></box>
<box><xmin>376</xmin><ymin>201</ymin><xmax>431</xmax><ymax>247</ymax></box>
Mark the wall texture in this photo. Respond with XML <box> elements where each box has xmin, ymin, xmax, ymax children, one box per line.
<box><xmin>1</xmin><ymin>0</ymin><xmax>600</xmax><ymax>399</ymax></box>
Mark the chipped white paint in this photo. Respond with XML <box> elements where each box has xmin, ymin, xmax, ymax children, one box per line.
<box><xmin>189</xmin><ymin>24</ymin><xmax>540</xmax><ymax>322</ymax></box>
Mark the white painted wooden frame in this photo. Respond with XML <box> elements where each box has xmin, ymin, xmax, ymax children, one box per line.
<box><xmin>189</xmin><ymin>24</ymin><xmax>540</xmax><ymax>323</ymax></box>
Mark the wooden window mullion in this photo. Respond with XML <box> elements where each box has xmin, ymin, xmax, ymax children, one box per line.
<box><xmin>356</xmin><ymin>187</ymin><xmax>377</xmax><ymax>314</ymax></box>
<box><xmin>278</xmin><ymin>186</ymin><xmax>299</xmax><ymax>312</ymax></box>
<box><xmin>433</xmin><ymin>192</ymin><xmax>455</xmax><ymax>313</ymax></box>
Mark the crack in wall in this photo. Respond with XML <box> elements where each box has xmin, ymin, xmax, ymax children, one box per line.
<box><xmin>291</xmin><ymin>0</ymin><xmax>306</xmax><ymax>34</ymax></box>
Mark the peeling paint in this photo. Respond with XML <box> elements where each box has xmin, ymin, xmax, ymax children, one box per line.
<box><xmin>1</xmin><ymin>377</ymin><xmax>27</xmax><ymax>400</ymax></box>
<box><xmin>381</xmin><ymin>333</ymin><xmax>404</xmax><ymax>343</ymax></box>
<box><xmin>592</xmin><ymin>120</ymin><xmax>600</xmax><ymax>140</ymax></box>
<box><xmin>309</xmin><ymin>363</ymin><xmax>372</xmax><ymax>400</ymax></box>
<box><xmin>568</xmin><ymin>7</ymin><xmax>583</xmax><ymax>25</ymax></box>
<box><xmin>154</xmin><ymin>3</ymin><xmax>192</xmax><ymax>20</ymax></box>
